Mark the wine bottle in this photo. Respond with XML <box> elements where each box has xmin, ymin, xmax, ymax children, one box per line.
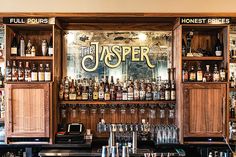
<box><xmin>11</xmin><ymin>33</ymin><xmax>18</xmax><ymax>56</ymax></box>
<box><xmin>48</xmin><ymin>33</ymin><xmax>53</xmax><ymax>56</ymax></box>
<box><xmin>214</xmin><ymin>33</ymin><xmax>223</xmax><ymax>56</ymax></box>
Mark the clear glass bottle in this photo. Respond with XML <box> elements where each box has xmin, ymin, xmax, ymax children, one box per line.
<box><xmin>26</xmin><ymin>40</ymin><xmax>32</xmax><ymax>57</ymax></box>
<box><xmin>31</xmin><ymin>63</ymin><xmax>38</xmax><ymax>82</ymax></box>
<box><xmin>18</xmin><ymin>61</ymin><xmax>24</xmax><ymax>81</ymax></box>
<box><xmin>6</xmin><ymin>61</ymin><xmax>12</xmax><ymax>82</ymax></box>
<box><xmin>11</xmin><ymin>60</ymin><xmax>18</xmax><ymax>81</ymax></box>
<box><xmin>127</xmin><ymin>79</ymin><xmax>134</xmax><ymax>100</ymax></box>
<box><xmin>213</xmin><ymin>64</ymin><xmax>220</xmax><ymax>82</ymax></box>
<box><xmin>219</xmin><ymin>64</ymin><xmax>226</xmax><ymax>82</ymax></box>
<box><xmin>38</xmin><ymin>63</ymin><xmax>45</xmax><ymax>81</ymax></box>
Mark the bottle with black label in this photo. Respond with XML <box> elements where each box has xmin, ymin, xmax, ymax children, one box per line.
<box><xmin>11</xmin><ymin>33</ymin><xmax>18</xmax><ymax>56</ymax></box>
<box><xmin>38</xmin><ymin>63</ymin><xmax>45</xmax><ymax>81</ymax></box>
<box><xmin>48</xmin><ymin>33</ymin><xmax>53</xmax><ymax>56</ymax></box>
<box><xmin>31</xmin><ymin>63</ymin><xmax>38</xmax><ymax>82</ymax></box>
<box><xmin>214</xmin><ymin>33</ymin><xmax>223</xmax><ymax>56</ymax></box>
<box><xmin>6</xmin><ymin>61</ymin><xmax>12</xmax><ymax>82</ymax></box>
<box><xmin>12</xmin><ymin>61</ymin><xmax>18</xmax><ymax>81</ymax></box>
<box><xmin>18</xmin><ymin>61</ymin><xmax>24</xmax><ymax>81</ymax></box>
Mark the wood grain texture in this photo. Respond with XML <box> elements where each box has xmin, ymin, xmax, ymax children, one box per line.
<box><xmin>6</xmin><ymin>83</ymin><xmax>50</xmax><ymax>139</ymax></box>
<box><xmin>183</xmin><ymin>83</ymin><xmax>226</xmax><ymax>138</ymax></box>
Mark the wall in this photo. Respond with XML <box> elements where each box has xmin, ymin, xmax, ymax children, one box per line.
<box><xmin>0</xmin><ymin>0</ymin><xmax>236</xmax><ymax>13</ymax></box>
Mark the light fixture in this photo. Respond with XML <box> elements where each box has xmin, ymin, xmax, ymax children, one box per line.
<box><xmin>138</xmin><ymin>33</ymin><xmax>147</xmax><ymax>41</ymax></box>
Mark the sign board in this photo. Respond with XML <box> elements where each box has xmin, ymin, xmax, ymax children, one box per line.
<box><xmin>3</xmin><ymin>17</ymin><xmax>55</xmax><ymax>24</ymax></box>
<box><xmin>180</xmin><ymin>17</ymin><xmax>231</xmax><ymax>25</ymax></box>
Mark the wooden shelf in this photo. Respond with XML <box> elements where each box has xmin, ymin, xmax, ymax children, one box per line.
<box><xmin>59</xmin><ymin>100</ymin><xmax>176</xmax><ymax>105</ymax></box>
<box><xmin>183</xmin><ymin>82</ymin><xmax>228</xmax><ymax>84</ymax></box>
<box><xmin>9</xmin><ymin>56</ymin><xmax>53</xmax><ymax>61</ymax></box>
<box><xmin>182</xmin><ymin>56</ymin><xmax>224</xmax><ymax>61</ymax></box>
<box><xmin>6</xmin><ymin>81</ymin><xmax>52</xmax><ymax>84</ymax></box>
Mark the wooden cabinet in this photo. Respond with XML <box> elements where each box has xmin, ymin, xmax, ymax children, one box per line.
<box><xmin>183</xmin><ymin>83</ymin><xmax>226</xmax><ymax>138</ymax></box>
<box><xmin>6</xmin><ymin>83</ymin><xmax>50</xmax><ymax>138</ymax></box>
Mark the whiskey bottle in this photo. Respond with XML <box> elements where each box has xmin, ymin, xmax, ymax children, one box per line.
<box><xmin>31</xmin><ymin>63</ymin><xmax>38</xmax><ymax>82</ymax></box>
<box><xmin>31</xmin><ymin>46</ymin><xmax>36</xmax><ymax>56</ymax></box>
<box><xmin>88</xmin><ymin>78</ymin><xmax>93</xmax><ymax>100</ymax></box>
<box><xmin>93</xmin><ymin>77</ymin><xmax>99</xmax><ymax>100</ymax></box>
<box><xmin>219</xmin><ymin>64</ymin><xmax>226</xmax><ymax>82</ymax></box>
<box><xmin>204</xmin><ymin>65</ymin><xmax>212</xmax><ymax>82</ymax></box>
<box><xmin>25</xmin><ymin>61</ymin><xmax>31</xmax><ymax>82</ymax></box>
<box><xmin>182</xmin><ymin>62</ymin><xmax>189</xmax><ymax>82</ymax></box>
<box><xmin>170</xmin><ymin>81</ymin><xmax>176</xmax><ymax>101</ymax></box>
<box><xmin>45</xmin><ymin>63</ymin><xmax>51</xmax><ymax>81</ymax></box>
<box><xmin>134</xmin><ymin>80</ymin><xmax>140</xmax><ymax>100</ymax></box>
<box><xmin>110</xmin><ymin>76</ymin><xmax>116</xmax><ymax>100</ymax></box>
<box><xmin>12</xmin><ymin>61</ymin><xmax>18</xmax><ymax>81</ymax></box>
<box><xmin>0</xmin><ymin>67</ymin><xmax>4</xmax><ymax>88</ymax></box>
<box><xmin>122</xmin><ymin>82</ymin><xmax>128</xmax><ymax>101</ymax></box>
<box><xmin>145</xmin><ymin>80</ymin><xmax>152</xmax><ymax>100</ymax></box>
<box><xmin>128</xmin><ymin>79</ymin><xmax>134</xmax><ymax>100</ymax></box>
<box><xmin>18</xmin><ymin>61</ymin><xmax>24</xmax><ymax>81</ymax></box>
<box><xmin>196</xmin><ymin>63</ymin><xmax>203</xmax><ymax>82</ymax></box>
<box><xmin>6</xmin><ymin>61</ymin><xmax>12</xmax><ymax>82</ymax></box>
<box><xmin>139</xmin><ymin>80</ymin><xmax>146</xmax><ymax>100</ymax></box>
<box><xmin>115</xmin><ymin>79</ymin><xmax>123</xmax><ymax>100</ymax></box>
<box><xmin>213</xmin><ymin>64</ymin><xmax>220</xmax><ymax>82</ymax></box>
<box><xmin>82</xmin><ymin>79</ymin><xmax>88</xmax><ymax>100</ymax></box>
<box><xmin>76</xmin><ymin>79</ymin><xmax>82</xmax><ymax>100</ymax></box>
<box><xmin>160</xmin><ymin>82</ymin><xmax>165</xmax><ymax>100</ymax></box>
<box><xmin>48</xmin><ymin>33</ymin><xmax>53</xmax><ymax>56</ymax></box>
<box><xmin>189</xmin><ymin>66</ymin><xmax>196</xmax><ymax>82</ymax></box>
<box><xmin>38</xmin><ymin>63</ymin><xmax>45</xmax><ymax>81</ymax></box>
<box><xmin>104</xmin><ymin>76</ymin><xmax>110</xmax><ymax>101</ymax></box>
<box><xmin>164</xmin><ymin>81</ymin><xmax>171</xmax><ymax>100</ymax></box>
<box><xmin>69</xmin><ymin>79</ymin><xmax>77</xmax><ymax>100</ymax></box>
<box><xmin>230</xmin><ymin>72</ymin><xmax>235</xmax><ymax>88</ymax></box>
<box><xmin>99</xmin><ymin>77</ymin><xmax>105</xmax><ymax>100</ymax></box>
<box><xmin>214</xmin><ymin>33</ymin><xmax>223</xmax><ymax>56</ymax></box>
<box><xmin>152</xmin><ymin>82</ymin><xmax>158</xmax><ymax>100</ymax></box>
<box><xmin>11</xmin><ymin>33</ymin><xmax>18</xmax><ymax>56</ymax></box>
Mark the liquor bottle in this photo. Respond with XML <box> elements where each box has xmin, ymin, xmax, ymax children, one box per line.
<box><xmin>88</xmin><ymin>78</ymin><xmax>93</xmax><ymax>100</ymax></box>
<box><xmin>189</xmin><ymin>65</ymin><xmax>196</xmax><ymax>82</ymax></box>
<box><xmin>139</xmin><ymin>80</ymin><xmax>146</xmax><ymax>100</ymax></box>
<box><xmin>182</xmin><ymin>62</ymin><xmax>189</xmax><ymax>82</ymax></box>
<box><xmin>48</xmin><ymin>33</ymin><xmax>53</xmax><ymax>56</ymax></box>
<box><xmin>115</xmin><ymin>79</ymin><xmax>122</xmax><ymax>100</ymax></box>
<box><xmin>230</xmin><ymin>95</ymin><xmax>235</xmax><ymax>118</ymax></box>
<box><xmin>152</xmin><ymin>82</ymin><xmax>158</xmax><ymax>100</ymax></box>
<box><xmin>11</xmin><ymin>33</ymin><xmax>18</xmax><ymax>56</ymax></box>
<box><xmin>38</xmin><ymin>63</ymin><xmax>45</xmax><ymax>81</ymax></box>
<box><xmin>164</xmin><ymin>81</ymin><xmax>171</xmax><ymax>100</ymax></box>
<box><xmin>19</xmin><ymin>35</ymin><xmax>25</xmax><ymax>56</ymax></box>
<box><xmin>99</xmin><ymin>77</ymin><xmax>105</xmax><ymax>100</ymax></box>
<box><xmin>0</xmin><ymin>67</ymin><xmax>4</xmax><ymax>88</ymax></box>
<box><xmin>104</xmin><ymin>76</ymin><xmax>110</xmax><ymax>101</ymax></box>
<box><xmin>213</xmin><ymin>64</ymin><xmax>220</xmax><ymax>82</ymax></box>
<box><xmin>203</xmin><ymin>65</ymin><xmax>212</xmax><ymax>82</ymax></box>
<box><xmin>18</xmin><ymin>61</ymin><xmax>24</xmax><ymax>81</ymax></box>
<box><xmin>145</xmin><ymin>80</ymin><xmax>152</xmax><ymax>100</ymax></box>
<box><xmin>25</xmin><ymin>61</ymin><xmax>31</xmax><ymax>82</ymax></box>
<box><xmin>93</xmin><ymin>77</ymin><xmax>99</xmax><ymax>100</ymax></box>
<box><xmin>196</xmin><ymin>63</ymin><xmax>203</xmax><ymax>82</ymax></box>
<box><xmin>122</xmin><ymin>82</ymin><xmax>128</xmax><ymax>101</ymax></box>
<box><xmin>230</xmin><ymin>72</ymin><xmax>235</xmax><ymax>88</ymax></box>
<box><xmin>76</xmin><ymin>79</ymin><xmax>82</xmax><ymax>100</ymax></box>
<box><xmin>31</xmin><ymin>63</ymin><xmax>38</xmax><ymax>82</ymax></box>
<box><xmin>69</xmin><ymin>79</ymin><xmax>76</xmax><ymax>100</ymax></box>
<box><xmin>31</xmin><ymin>46</ymin><xmax>36</xmax><ymax>56</ymax></box>
<box><xmin>160</xmin><ymin>82</ymin><xmax>165</xmax><ymax>100</ymax></box>
<box><xmin>170</xmin><ymin>81</ymin><xmax>176</xmax><ymax>100</ymax></box>
<box><xmin>134</xmin><ymin>80</ymin><xmax>140</xmax><ymax>100</ymax></box>
<box><xmin>45</xmin><ymin>63</ymin><xmax>51</xmax><ymax>81</ymax></box>
<box><xmin>82</xmin><ymin>79</ymin><xmax>88</xmax><ymax>100</ymax></box>
<box><xmin>110</xmin><ymin>76</ymin><xmax>116</xmax><ymax>100</ymax></box>
<box><xmin>182</xmin><ymin>38</ymin><xmax>187</xmax><ymax>56</ymax></box>
<box><xmin>214</xmin><ymin>33</ymin><xmax>223</xmax><ymax>56</ymax></box>
<box><xmin>12</xmin><ymin>61</ymin><xmax>18</xmax><ymax>81</ymax></box>
<box><xmin>6</xmin><ymin>61</ymin><xmax>12</xmax><ymax>82</ymax></box>
<box><xmin>219</xmin><ymin>64</ymin><xmax>226</xmax><ymax>82</ymax></box>
<box><xmin>26</xmin><ymin>40</ymin><xmax>32</xmax><ymax>56</ymax></box>
<box><xmin>128</xmin><ymin>79</ymin><xmax>134</xmax><ymax>100</ymax></box>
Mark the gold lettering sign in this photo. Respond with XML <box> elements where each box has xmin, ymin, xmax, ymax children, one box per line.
<box><xmin>81</xmin><ymin>42</ymin><xmax>155</xmax><ymax>72</ymax></box>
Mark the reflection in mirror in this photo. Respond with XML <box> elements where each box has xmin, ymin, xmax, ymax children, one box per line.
<box><xmin>65</xmin><ymin>31</ymin><xmax>172</xmax><ymax>81</ymax></box>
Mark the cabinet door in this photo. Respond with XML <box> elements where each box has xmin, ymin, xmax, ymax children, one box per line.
<box><xmin>6</xmin><ymin>83</ymin><xmax>50</xmax><ymax>138</ymax></box>
<box><xmin>183</xmin><ymin>83</ymin><xmax>226</xmax><ymax>137</ymax></box>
